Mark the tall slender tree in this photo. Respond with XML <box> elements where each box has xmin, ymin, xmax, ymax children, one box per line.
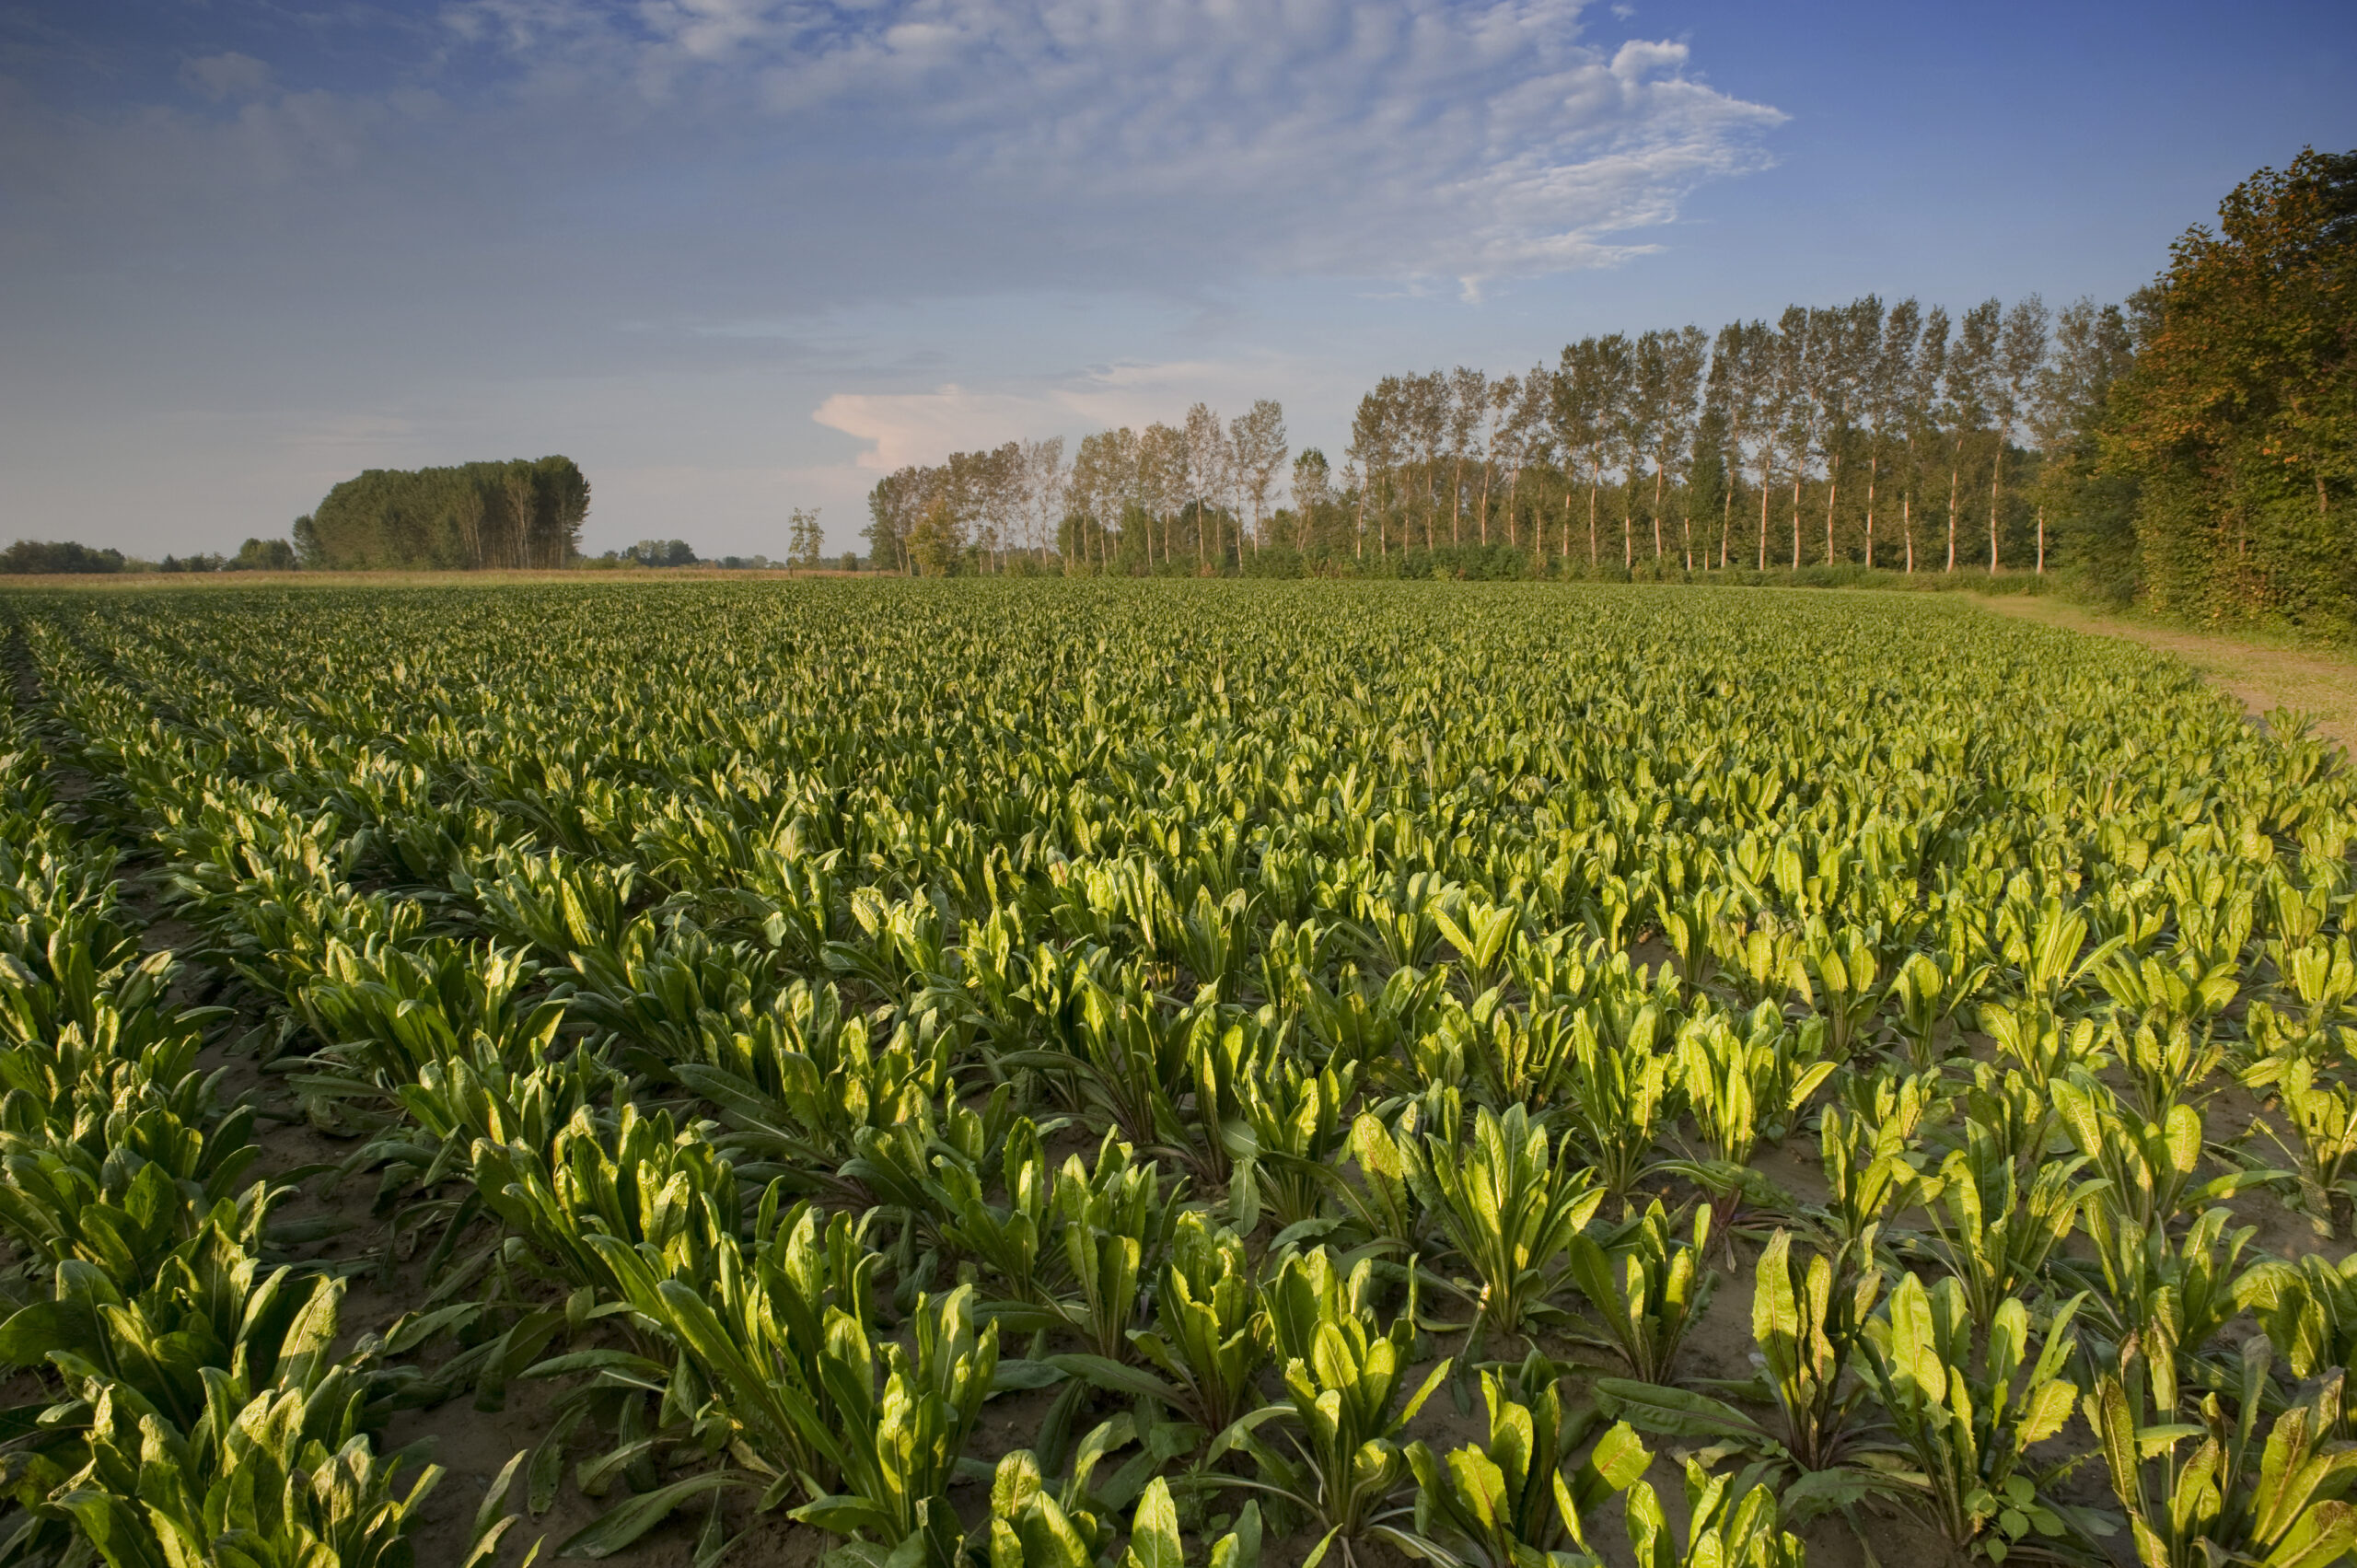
<box><xmin>1944</xmin><ymin>301</ymin><xmax>2000</xmax><ymax>572</ymax></box>
<box><xmin>1761</xmin><ymin>308</ymin><xmax>1808</xmax><ymax>568</ymax></box>
<box><xmin>2027</xmin><ymin>297</ymin><xmax>2135</xmax><ymax>573</ymax></box>
<box><xmin>1230</xmin><ymin>401</ymin><xmax>1287</xmax><ymax>555</ymax></box>
<box><xmin>1637</xmin><ymin>326</ymin><xmax>1710</xmax><ymax>566</ymax></box>
<box><xmin>1864</xmin><ymin>299</ymin><xmax>1921</xmax><ymax>569</ymax></box>
<box><xmin>1904</xmin><ymin>306</ymin><xmax>1950</xmax><ymax>573</ymax></box>
<box><xmin>1290</xmin><ymin>447</ymin><xmax>1330</xmax><ymax>552</ymax></box>
<box><xmin>1704</xmin><ymin>321</ymin><xmax>1764</xmax><ymax>568</ymax></box>
<box><xmin>1348</xmin><ymin>383</ymin><xmax>1400</xmax><ymax>561</ymax></box>
<box><xmin>1991</xmin><ymin>296</ymin><xmax>2051</xmax><ymax>572</ymax></box>
<box><xmin>1446</xmin><ymin>368</ymin><xmax>1485</xmax><ymax>547</ymax></box>
<box><xmin>1811</xmin><ymin>298</ymin><xmax>1876</xmax><ymax>564</ymax></box>
<box><xmin>1511</xmin><ymin>366</ymin><xmax>1553</xmax><ymax>562</ymax></box>
<box><xmin>1553</xmin><ymin>341</ymin><xmax>1608</xmax><ymax>565</ymax></box>
<box><xmin>1479</xmin><ymin>373</ymin><xmax>1518</xmax><ymax>545</ymax></box>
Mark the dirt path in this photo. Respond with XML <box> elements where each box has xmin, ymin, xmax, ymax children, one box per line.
<box><xmin>1970</xmin><ymin>594</ymin><xmax>2357</xmax><ymax>756</ymax></box>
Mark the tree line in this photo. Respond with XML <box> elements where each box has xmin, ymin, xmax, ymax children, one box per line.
<box><xmin>861</xmin><ymin>148</ymin><xmax>2353</xmax><ymax>636</ymax></box>
<box><xmin>0</xmin><ymin>538</ymin><xmax>296</xmax><ymax>575</ymax></box>
<box><xmin>295</xmin><ymin>457</ymin><xmax>590</xmax><ymax>570</ymax></box>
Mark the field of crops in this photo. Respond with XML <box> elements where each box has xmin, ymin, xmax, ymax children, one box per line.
<box><xmin>0</xmin><ymin>579</ymin><xmax>2351</xmax><ymax>1568</ymax></box>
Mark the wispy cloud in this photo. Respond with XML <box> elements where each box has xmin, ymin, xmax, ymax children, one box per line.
<box><xmin>179</xmin><ymin>52</ymin><xmax>273</xmax><ymax>101</ymax></box>
<box><xmin>0</xmin><ymin>0</ymin><xmax>1783</xmax><ymax>554</ymax></box>
<box><xmin>422</xmin><ymin>0</ymin><xmax>1783</xmax><ymax>290</ymax></box>
<box><xmin>5</xmin><ymin>2</ymin><xmax>1777</xmax><ymax>302</ymax></box>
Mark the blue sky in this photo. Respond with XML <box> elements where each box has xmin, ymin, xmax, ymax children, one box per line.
<box><xmin>3</xmin><ymin>0</ymin><xmax>2351</xmax><ymax>559</ymax></box>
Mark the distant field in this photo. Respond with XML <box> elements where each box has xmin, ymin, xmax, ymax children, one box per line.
<box><xmin>1</xmin><ymin>580</ymin><xmax>2350</xmax><ymax>1568</ymax></box>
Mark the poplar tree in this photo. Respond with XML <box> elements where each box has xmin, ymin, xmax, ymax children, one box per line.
<box><xmin>1944</xmin><ymin>302</ymin><xmax>2000</xmax><ymax>571</ymax></box>
<box><xmin>1863</xmin><ymin>299</ymin><xmax>1922</xmax><ymax>569</ymax></box>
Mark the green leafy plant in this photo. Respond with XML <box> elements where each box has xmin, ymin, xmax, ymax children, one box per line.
<box><xmin>1403</xmin><ymin>1354</ymin><xmax>1652</xmax><ymax>1568</ymax></box>
<box><xmin>1889</xmin><ymin>947</ymin><xmax>1991</xmax><ymax>1072</ymax></box>
<box><xmin>2068</xmin><ymin>1203</ymin><xmax>2260</xmax><ymax>1413</ymax></box>
<box><xmin>1911</xmin><ymin>1072</ymin><xmax>2096</xmax><ymax>1326</ymax></box>
<box><xmin>787</xmin><ymin>1283</ymin><xmax>1002</xmax><ymax>1568</ymax></box>
<box><xmin>1058</xmin><ymin>1209</ymin><xmax>1265</xmax><ymax>1434</ymax></box>
<box><xmin>2238</xmin><ymin>1027</ymin><xmax>2357</xmax><ymax>1238</ymax></box>
<box><xmin>1861</xmin><ymin>1273</ymin><xmax>2098</xmax><ymax>1562</ymax></box>
<box><xmin>1556</xmin><ymin>1006</ymin><xmax>1674</xmax><ymax>1203</ymax></box>
<box><xmin>1415</xmin><ymin>1103</ymin><xmax>1603</xmax><ymax>1351</ymax></box>
<box><xmin>2243</xmin><ymin>1250</ymin><xmax>2357</xmax><ymax>1430</ymax></box>
<box><xmin>1116</xmin><ymin>1476</ymin><xmax>1261</xmax><ymax>1568</ymax></box>
<box><xmin>2086</xmin><ymin>1340</ymin><xmax>2357</xmax><ymax>1568</ymax></box>
<box><xmin>1565</xmin><ymin>1200</ymin><xmax>1715</xmax><ymax>1386</ymax></box>
<box><xmin>975</xmin><ymin>1418</ymin><xmax>1147</xmax><ymax>1568</ymax></box>
<box><xmin>1209</xmin><ymin>1248</ymin><xmax>1450</xmax><ymax>1567</ymax></box>
<box><xmin>1668</xmin><ymin>1005</ymin><xmax>1835</xmax><ymax>1223</ymax></box>
<box><xmin>552</xmin><ymin>1198</ymin><xmax>881</xmax><ymax>1552</ymax></box>
<box><xmin>1599</xmin><ymin>1231</ymin><xmax>1900</xmax><ymax>1520</ymax></box>
<box><xmin>1622</xmin><ymin>1458</ymin><xmax>1807</xmax><ymax>1568</ymax></box>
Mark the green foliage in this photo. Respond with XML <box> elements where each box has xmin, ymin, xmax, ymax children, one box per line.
<box><xmin>2</xmin><ymin>575</ymin><xmax>2352</xmax><ymax>1568</ymax></box>
<box><xmin>1565</xmin><ymin>1200</ymin><xmax>1715</xmax><ymax>1386</ymax></box>
<box><xmin>1622</xmin><ymin>1459</ymin><xmax>1807</xmax><ymax>1568</ymax></box>
<box><xmin>1404</xmin><ymin>1357</ymin><xmax>1651</xmax><ymax>1568</ymax></box>
<box><xmin>306</xmin><ymin>457</ymin><xmax>590</xmax><ymax>570</ymax></box>
<box><xmin>2100</xmin><ymin>148</ymin><xmax>2357</xmax><ymax>635</ymax></box>
<box><xmin>0</xmin><ymin>541</ymin><xmax>128</xmax><ymax>575</ymax></box>
<box><xmin>1860</xmin><ymin>1274</ymin><xmax>2094</xmax><ymax>1562</ymax></box>
<box><xmin>1600</xmin><ymin>1230</ymin><xmax>1900</xmax><ymax>1520</ymax></box>
<box><xmin>1213</xmin><ymin>1248</ymin><xmax>1449</xmax><ymax>1565</ymax></box>
<box><xmin>2086</xmin><ymin>1341</ymin><xmax>2357</xmax><ymax>1568</ymax></box>
<box><xmin>787</xmin><ymin>1284</ymin><xmax>1000</xmax><ymax>1566</ymax></box>
<box><xmin>1414</xmin><ymin>1102</ymin><xmax>1603</xmax><ymax>1350</ymax></box>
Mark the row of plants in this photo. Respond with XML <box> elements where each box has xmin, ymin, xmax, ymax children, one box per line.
<box><xmin>0</xmin><ymin>579</ymin><xmax>2350</xmax><ymax>1568</ymax></box>
<box><xmin>0</xmin><ymin>675</ymin><xmax>533</xmax><ymax>1565</ymax></box>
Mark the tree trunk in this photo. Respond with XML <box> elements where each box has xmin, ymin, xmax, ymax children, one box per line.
<box><xmin>1451</xmin><ymin>457</ymin><xmax>1463</xmax><ymax>546</ymax></box>
<box><xmin>1758</xmin><ymin>467</ymin><xmax>1771</xmax><ymax>570</ymax></box>
<box><xmin>1789</xmin><ymin>474</ymin><xmax>1802</xmax><ymax>569</ymax></box>
<box><xmin>1479</xmin><ymin>459</ymin><xmax>1492</xmax><ymax>546</ymax></box>
<box><xmin>1721</xmin><ymin>472</ymin><xmax>1735</xmax><ymax>568</ymax></box>
<box><xmin>1587</xmin><ymin>470</ymin><xmax>1599</xmax><ymax>566</ymax></box>
<box><xmin>2036</xmin><ymin>504</ymin><xmax>2045</xmax><ymax>574</ymax></box>
<box><xmin>1822</xmin><ymin>451</ymin><xmax>1839</xmax><ymax>566</ymax></box>
<box><xmin>1653</xmin><ymin>463</ymin><xmax>1666</xmax><ymax>560</ymax></box>
<box><xmin>1623</xmin><ymin>472</ymin><xmax>1634</xmax><ymax>569</ymax></box>
<box><xmin>1945</xmin><ymin>446</ymin><xmax>1959</xmax><ymax>572</ymax></box>
<box><xmin>1505</xmin><ymin>466</ymin><xmax>1519</xmax><ymax>551</ymax></box>
<box><xmin>1864</xmin><ymin>450</ymin><xmax>1877</xmax><ymax>570</ymax></box>
<box><xmin>1987</xmin><ymin>432</ymin><xmax>2003</xmax><ymax>574</ymax></box>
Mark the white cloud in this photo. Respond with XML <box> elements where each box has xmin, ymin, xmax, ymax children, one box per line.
<box><xmin>179</xmin><ymin>52</ymin><xmax>273</xmax><ymax>101</ymax></box>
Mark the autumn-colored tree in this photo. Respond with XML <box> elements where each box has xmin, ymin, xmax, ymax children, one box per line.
<box><xmin>2103</xmin><ymin>146</ymin><xmax>2356</xmax><ymax>631</ymax></box>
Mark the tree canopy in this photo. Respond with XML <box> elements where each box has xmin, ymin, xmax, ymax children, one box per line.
<box><xmin>296</xmin><ymin>456</ymin><xmax>590</xmax><ymax>569</ymax></box>
<box><xmin>2101</xmin><ymin>147</ymin><xmax>2356</xmax><ymax>632</ymax></box>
